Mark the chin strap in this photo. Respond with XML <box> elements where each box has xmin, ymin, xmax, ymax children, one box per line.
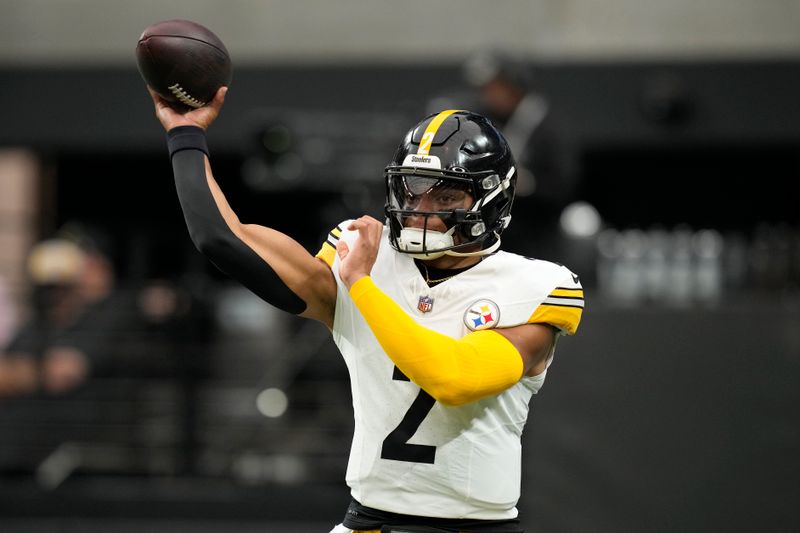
<box><xmin>444</xmin><ymin>233</ymin><xmax>502</xmax><ymax>257</ymax></box>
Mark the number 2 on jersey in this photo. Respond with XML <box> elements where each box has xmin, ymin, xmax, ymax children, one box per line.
<box><xmin>380</xmin><ymin>366</ymin><xmax>436</xmax><ymax>464</ymax></box>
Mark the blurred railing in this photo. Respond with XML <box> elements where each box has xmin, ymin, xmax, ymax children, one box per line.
<box><xmin>594</xmin><ymin>223</ymin><xmax>800</xmax><ymax>308</ymax></box>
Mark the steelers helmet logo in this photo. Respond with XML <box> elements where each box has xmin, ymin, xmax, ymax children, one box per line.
<box><xmin>464</xmin><ymin>299</ymin><xmax>500</xmax><ymax>331</ymax></box>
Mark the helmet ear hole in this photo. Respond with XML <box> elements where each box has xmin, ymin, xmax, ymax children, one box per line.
<box><xmin>470</xmin><ymin>222</ymin><xmax>486</xmax><ymax>237</ymax></box>
<box><xmin>481</xmin><ymin>174</ymin><xmax>501</xmax><ymax>190</ymax></box>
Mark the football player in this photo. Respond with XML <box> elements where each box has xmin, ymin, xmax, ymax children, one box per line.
<box><xmin>149</xmin><ymin>86</ymin><xmax>583</xmax><ymax>533</ymax></box>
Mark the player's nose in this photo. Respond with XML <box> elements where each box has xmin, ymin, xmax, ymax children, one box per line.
<box><xmin>405</xmin><ymin>213</ymin><xmax>426</xmax><ymax>229</ymax></box>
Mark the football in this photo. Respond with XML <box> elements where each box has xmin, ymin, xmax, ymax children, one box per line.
<box><xmin>136</xmin><ymin>19</ymin><xmax>232</xmax><ymax>109</ymax></box>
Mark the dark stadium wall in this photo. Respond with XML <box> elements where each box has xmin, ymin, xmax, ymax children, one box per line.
<box><xmin>1</xmin><ymin>60</ymin><xmax>799</xmax><ymax>151</ymax></box>
<box><xmin>3</xmin><ymin>59</ymin><xmax>799</xmax><ymax>257</ymax></box>
<box><xmin>518</xmin><ymin>302</ymin><xmax>800</xmax><ymax>532</ymax></box>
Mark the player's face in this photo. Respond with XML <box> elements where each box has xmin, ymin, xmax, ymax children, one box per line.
<box><xmin>400</xmin><ymin>179</ymin><xmax>474</xmax><ymax>234</ymax></box>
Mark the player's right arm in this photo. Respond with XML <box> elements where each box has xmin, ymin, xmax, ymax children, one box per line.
<box><xmin>149</xmin><ymin>87</ymin><xmax>337</xmax><ymax>327</ymax></box>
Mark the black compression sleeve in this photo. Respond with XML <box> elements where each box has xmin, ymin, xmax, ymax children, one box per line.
<box><xmin>166</xmin><ymin>125</ymin><xmax>209</xmax><ymax>159</ymax></box>
<box><xmin>167</xmin><ymin>126</ymin><xmax>307</xmax><ymax>314</ymax></box>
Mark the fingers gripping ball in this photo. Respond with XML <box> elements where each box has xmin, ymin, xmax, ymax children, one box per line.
<box><xmin>136</xmin><ymin>19</ymin><xmax>232</xmax><ymax>109</ymax></box>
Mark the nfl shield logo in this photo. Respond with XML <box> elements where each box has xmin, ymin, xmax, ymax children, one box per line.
<box><xmin>417</xmin><ymin>295</ymin><xmax>434</xmax><ymax>313</ymax></box>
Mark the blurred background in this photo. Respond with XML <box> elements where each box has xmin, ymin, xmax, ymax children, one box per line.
<box><xmin>0</xmin><ymin>1</ymin><xmax>799</xmax><ymax>532</ymax></box>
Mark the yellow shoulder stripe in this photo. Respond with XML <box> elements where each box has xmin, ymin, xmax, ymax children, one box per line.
<box><xmin>315</xmin><ymin>224</ymin><xmax>343</xmax><ymax>269</ymax></box>
<box><xmin>315</xmin><ymin>241</ymin><xmax>336</xmax><ymax>268</ymax></box>
<box><xmin>529</xmin><ymin>304</ymin><xmax>583</xmax><ymax>335</ymax></box>
<box><xmin>550</xmin><ymin>288</ymin><xmax>584</xmax><ymax>299</ymax></box>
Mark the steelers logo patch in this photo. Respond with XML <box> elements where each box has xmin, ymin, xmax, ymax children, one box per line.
<box><xmin>463</xmin><ymin>299</ymin><xmax>500</xmax><ymax>331</ymax></box>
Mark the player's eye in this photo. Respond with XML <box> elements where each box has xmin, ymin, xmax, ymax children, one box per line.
<box><xmin>403</xmin><ymin>192</ymin><xmax>421</xmax><ymax>209</ymax></box>
<box><xmin>432</xmin><ymin>190</ymin><xmax>465</xmax><ymax>207</ymax></box>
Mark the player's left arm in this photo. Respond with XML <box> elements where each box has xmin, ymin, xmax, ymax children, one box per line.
<box><xmin>337</xmin><ymin>216</ymin><xmax>559</xmax><ymax>405</ymax></box>
<box><xmin>492</xmin><ymin>262</ymin><xmax>585</xmax><ymax>378</ymax></box>
<box><xmin>493</xmin><ymin>323</ymin><xmax>557</xmax><ymax>378</ymax></box>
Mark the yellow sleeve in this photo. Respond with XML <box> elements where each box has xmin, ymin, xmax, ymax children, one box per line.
<box><xmin>349</xmin><ymin>276</ymin><xmax>524</xmax><ymax>406</ymax></box>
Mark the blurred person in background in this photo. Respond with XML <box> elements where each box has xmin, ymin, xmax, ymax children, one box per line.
<box><xmin>148</xmin><ymin>84</ymin><xmax>583</xmax><ymax>532</ymax></box>
<box><xmin>0</xmin><ymin>223</ymin><xmax>126</xmax><ymax>397</ymax></box>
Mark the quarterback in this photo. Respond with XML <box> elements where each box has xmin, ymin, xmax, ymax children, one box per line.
<box><xmin>148</xmin><ymin>86</ymin><xmax>583</xmax><ymax>532</ymax></box>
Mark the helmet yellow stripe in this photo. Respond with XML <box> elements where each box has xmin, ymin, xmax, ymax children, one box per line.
<box><xmin>417</xmin><ymin>109</ymin><xmax>462</xmax><ymax>155</ymax></box>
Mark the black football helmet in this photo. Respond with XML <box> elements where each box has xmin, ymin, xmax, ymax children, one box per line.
<box><xmin>384</xmin><ymin>109</ymin><xmax>516</xmax><ymax>259</ymax></box>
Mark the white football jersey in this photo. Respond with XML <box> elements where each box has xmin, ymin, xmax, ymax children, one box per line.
<box><xmin>316</xmin><ymin>221</ymin><xmax>583</xmax><ymax>520</ymax></box>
